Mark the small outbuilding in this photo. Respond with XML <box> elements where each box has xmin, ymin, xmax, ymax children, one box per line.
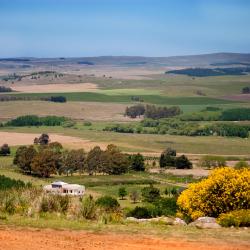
<box><xmin>43</xmin><ymin>181</ymin><xmax>85</xmax><ymax>196</ymax></box>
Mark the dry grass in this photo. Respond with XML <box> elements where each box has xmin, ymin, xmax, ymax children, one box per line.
<box><xmin>10</xmin><ymin>82</ymin><xmax>98</xmax><ymax>93</ymax></box>
<box><xmin>0</xmin><ymin>101</ymin><xmax>138</xmax><ymax>122</ymax></box>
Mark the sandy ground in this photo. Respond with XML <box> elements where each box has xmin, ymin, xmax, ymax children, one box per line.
<box><xmin>0</xmin><ymin>101</ymin><xmax>139</xmax><ymax>122</ymax></box>
<box><xmin>0</xmin><ymin>228</ymin><xmax>249</xmax><ymax>250</ymax></box>
<box><xmin>0</xmin><ymin>131</ymin><xmax>108</xmax><ymax>151</ymax></box>
<box><xmin>10</xmin><ymin>82</ymin><xmax>98</xmax><ymax>93</ymax></box>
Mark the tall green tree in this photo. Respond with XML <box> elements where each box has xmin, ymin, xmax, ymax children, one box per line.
<box><xmin>14</xmin><ymin>146</ymin><xmax>37</xmax><ymax>174</ymax></box>
<box><xmin>103</xmin><ymin>144</ymin><xmax>129</xmax><ymax>175</ymax></box>
<box><xmin>130</xmin><ymin>153</ymin><xmax>145</xmax><ymax>171</ymax></box>
<box><xmin>61</xmin><ymin>149</ymin><xmax>86</xmax><ymax>176</ymax></box>
<box><xmin>159</xmin><ymin>147</ymin><xmax>176</xmax><ymax>168</ymax></box>
<box><xmin>85</xmin><ymin>146</ymin><xmax>102</xmax><ymax>175</ymax></box>
<box><xmin>31</xmin><ymin>149</ymin><xmax>57</xmax><ymax>177</ymax></box>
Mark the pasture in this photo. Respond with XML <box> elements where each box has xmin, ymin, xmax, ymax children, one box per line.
<box><xmin>1</xmin><ymin>127</ymin><xmax>250</xmax><ymax>155</ymax></box>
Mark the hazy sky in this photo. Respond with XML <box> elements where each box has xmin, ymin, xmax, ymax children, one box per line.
<box><xmin>0</xmin><ymin>0</ymin><xmax>250</xmax><ymax>57</ymax></box>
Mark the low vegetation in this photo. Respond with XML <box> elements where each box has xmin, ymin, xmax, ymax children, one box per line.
<box><xmin>0</xmin><ymin>175</ymin><xmax>28</xmax><ymax>190</ymax></box>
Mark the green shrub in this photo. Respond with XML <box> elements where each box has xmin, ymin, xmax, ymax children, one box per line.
<box><xmin>0</xmin><ymin>175</ymin><xmax>27</xmax><ymax>190</ymax></box>
<box><xmin>56</xmin><ymin>195</ymin><xmax>70</xmax><ymax>213</ymax></box>
<box><xmin>127</xmin><ymin>206</ymin><xmax>152</xmax><ymax>219</ymax></box>
<box><xmin>218</xmin><ymin>209</ymin><xmax>250</xmax><ymax>227</ymax></box>
<box><xmin>141</xmin><ymin>185</ymin><xmax>161</xmax><ymax>203</ymax></box>
<box><xmin>175</xmin><ymin>155</ymin><xmax>193</xmax><ymax>169</ymax></box>
<box><xmin>199</xmin><ymin>155</ymin><xmax>226</xmax><ymax>169</ymax></box>
<box><xmin>118</xmin><ymin>187</ymin><xmax>127</xmax><ymax>200</ymax></box>
<box><xmin>80</xmin><ymin>195</ymin><xmax>96</xmax><ymax>220</ymax></box>
<box><xmin>235</xmin><ymin>160</ymin><xmax>249</xmax><ymax>169</ymax></box>
<box><xmin>154</xmin><ymin>197</ymin><xmax>178</xmax><ymax>217</ymax></box>
<box><xmin>83</xmin><ymin>121</ymin><xmax>92</xmax><ymax>126</ymax></box>
<box><xmin>39</xmin><ymin>195</ymin><xmax>69</xmax><ymax>213</ymax></box>
<box><xmin>95</xmin><ymin>196</ymin><xmax>120</xmax><ymax>212</ymax></box>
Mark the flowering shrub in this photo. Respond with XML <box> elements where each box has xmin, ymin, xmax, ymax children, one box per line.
<box><xmin>177</xmin><ymin>167</ymin><xmax>250</xmax><ymax>220</ymax></box>
<box><xmin>217</xmin><ymin>209</ymin><xmax>250</xmax><ymax>227</ymax></box>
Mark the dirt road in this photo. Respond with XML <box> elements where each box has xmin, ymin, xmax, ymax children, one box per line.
<box><xmin>0</xmin><ymin>228</ymin><xmax>249</xmax><ymax>250</ymax></box>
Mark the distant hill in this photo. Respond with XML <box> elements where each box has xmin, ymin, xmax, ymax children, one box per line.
<box><xmin>1</xmin><ymin>53</ymin><xmax>250</xmax><ymax>68</ymax></box>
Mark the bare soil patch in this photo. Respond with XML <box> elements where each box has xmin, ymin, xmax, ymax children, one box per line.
<box><xmin>0</xmin><ymin>228</ymin><xmax>249</xmax><ymax>250</ymax></box>
<box><xmin>0</xmin><ymin>132</ymin><xmax>108</xmax><ymax>150</ymax></box>
<box><xmin>11</xmin><ymin>83</ymin><xmax>98</xmax><ymax>93</ymax></box>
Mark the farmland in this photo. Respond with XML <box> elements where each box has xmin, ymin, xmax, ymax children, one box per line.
<box><xmin>1</xmin><ymin>55</ymin><xmax>250</xmax><ymax>248</ymax></box>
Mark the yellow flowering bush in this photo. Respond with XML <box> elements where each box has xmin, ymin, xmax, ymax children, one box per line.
<box><xmin>217</xmin><ymin>209</ymin><xmax>250</xmax><ymax>227</ymax></box>
<box><xmin>177</xmin><ymin>167</ymin><xmax>250</xmax><ymax>220</ymax></box>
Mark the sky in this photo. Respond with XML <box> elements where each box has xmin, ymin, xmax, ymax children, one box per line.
<box><xmin>0</xmin><ymin>0</ymin><xmax>250</xmax><ymax>57</ymax></box>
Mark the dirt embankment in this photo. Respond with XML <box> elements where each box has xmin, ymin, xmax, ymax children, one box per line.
<box><xmin>0</xmin><ymin>228</ymin><xmax>249</xmax><ymax>250</ymax></box>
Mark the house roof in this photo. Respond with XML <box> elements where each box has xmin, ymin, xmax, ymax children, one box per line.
<box><xmin>51</xmin><ymin>181</ymin><xmax>68</xmax><ymax>186</ymax></box>
<box><xmin>62</xmin><ymin>184</ymin><xmax>85</xmax><ymax>190</ymax></box>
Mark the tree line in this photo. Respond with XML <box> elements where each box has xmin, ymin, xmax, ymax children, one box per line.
<box><xmin>159</xmin><ymin>148</ymin><xmax>192</xmax><ymax>169</ymax></box>
<box><xmin>5</xmin><ymin>115</ymin><xmax>67</xmax><ymax>127</ymax></box>
<box><xmin>125</xmin><ymin>104</ymin><xmax>181</xmax><ymax>119</ymax></box>
<box><xmin>0</xmin><ymin>86</ymin><xmax>13</xmax><ymax>92</ymax></box>
<box><xmin>13</xmin><ymin>134</ymin><xmax>146</xmax><ymax>178</ymax></box>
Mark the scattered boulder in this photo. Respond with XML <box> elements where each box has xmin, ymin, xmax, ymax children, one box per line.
<box><xmin>173</xmin><ymin>218</ymin><xmax>187</xmax><ymax>226</ymax></box>
<box><xmin>189</xmin><ymin>217</ymin><xmax>221</xmax><ymax>229</ymax></box>
<box><xmin>126</xmin><ymin>216</ymin><xmax>175</xmax><ymax>225</ymax></box>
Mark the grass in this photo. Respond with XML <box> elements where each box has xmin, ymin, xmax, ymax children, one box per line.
<box><xmin>10</xmin><ymin>91</ymin><xmax>238</xmax><ymax>105</ymax></box>
<box><xmin>2</xmin><ymin>126</ymin><xmax>250</xmax><ymax>155</ymax></box>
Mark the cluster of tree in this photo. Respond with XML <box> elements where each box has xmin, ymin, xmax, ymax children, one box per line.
<box><xmin>159</xmin><ymin>148</ymin><xmax>192</xmax><ymax>169</ymax></box>
<box><xmin>144</xmin><ymin>105</ymin><xmax>181</xmax><ymax>119</ymax></box>
<box><xmin>0</xmin><ymin>86</ymin><xmax>13</xmax><ymax>92</ymax></box>
<box><xmin>0</xmin><ymin>175</ymin><xmax>27</xmax><ymax>190</ymax></box>
<box><xmin>5</xmin><ymin>115</ymin><xmax>67</xmax><ymax>127</ymax></box>
<box><xmin>107</xmin><ymin>116</ymin><xmax>250</xmax><ymax>138</ymax></box>
<box><xmin>41</xmin><ymin>96</ymin><xmax>67</xmax><ymax>103</ymax></box>
<box><xmin>131</xmin><ymin>96</ymin><xmax>144</xmax><ymax>102</ymax></box>
<box><xmin>50</xmin><ymin>96</ymin><xmax>67</xmax><ymax>103</ymax></box>
<box><xmin>14</xmin><ymin>135</ymin><xmax>135</xmax><ymax>177</ymax></box>
<box><xmin>166</xmin><ymin>67</ymin><xmax>250</xmax><ymax>77</ymax></box>
<box><xmin>127</xmin><ymin>184</ymin><xmax>183</xmax><ymax>218</ymax></box>
<box><xmin>125</xmin><ymin>104</ymin><xmax>145</xmax><ymax>118</ymax></box>
<box><xmin>125</xmin><ymin>104</ymin><xmax>181</xmax><ymax>119</ymax></box>
<box><xmin>242</xmin><ymin>87</ymin><xmax>250</xmax><ymax>94</ymax></box>
<box><xmin>0</xmin><ymin>144</ymin><xmax>10</xmax><ymax>156</ymax></box>
<box><xmin>220</xmin><ymin>108</ymin><xmax>250</xmax><ymax>121</ymax></box>
<box><xmin>209</xmin><ymin>123</ymin><xmax>249</xmax><ymax>138</ymax></box>
<box><xmin>0</xmin><ymin>95</ymin><xmax>32</xmax><ymax>102</ymax></box>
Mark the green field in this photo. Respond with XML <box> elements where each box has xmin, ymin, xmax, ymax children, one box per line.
<box><xmin>11</xmin><ymin>91</ymin><xmax>239</xmax><ymax>105</ymax></box>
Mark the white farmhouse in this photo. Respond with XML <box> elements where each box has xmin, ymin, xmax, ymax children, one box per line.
<box><xmin>43</xmin><ymin>181</ymin><xmax>85</xmax><ymax>196</ymax></box>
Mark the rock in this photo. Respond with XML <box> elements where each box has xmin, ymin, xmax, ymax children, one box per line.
<box><xmin>196</xmin><ymin>222</ymin><xmax>221</xmax><ymax>229</ymax></box>
<box><xmin>126</xmin><ymin>216</ymin><xmax>174</xmax><ymax>225</ymax></box>
<box><xmin>196</xmin><ymin>217</ymin><xmax>217</xmax><ymax>223</ymax></box>
<box><xmin>173</xmin><ymin>218</ymin><xmax>187</xmax><ymax>226</ymax></box>
<box><xmin>158</xmin><ymin>216</ymin><xmax>175</xmax><ymax>225</ymax></box>
<box><xmin>189</xmin><ymin>217</ymin><xmax>221</xmax><ymax>229</ymax></box>
<box><xmin>126</xmin><ymin>217</ymin><xmax>139</xmax><ymax>222</ymax></box>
